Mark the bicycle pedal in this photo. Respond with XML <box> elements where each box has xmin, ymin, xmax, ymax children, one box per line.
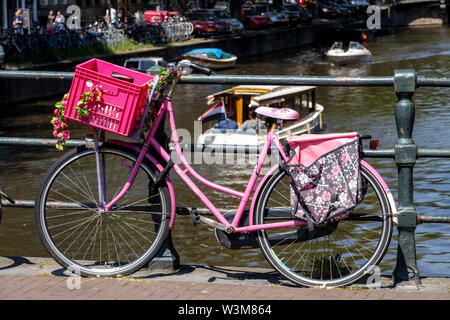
<box><xmin>189</xmin><ymin>209</ymin><xmax>201</xmax><ymax>225</ymax></box>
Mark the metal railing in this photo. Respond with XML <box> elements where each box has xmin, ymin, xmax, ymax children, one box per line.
<box><xmin>0</xmin><ymin>69</ymin><xmax>449</xmax><ymax>287</ymax></box>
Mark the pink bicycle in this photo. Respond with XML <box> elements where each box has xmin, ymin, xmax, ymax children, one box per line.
<box><xmin>35</xmin><ymin>61</ymin><xmax>395</xmax><ymax>287</ymax></box>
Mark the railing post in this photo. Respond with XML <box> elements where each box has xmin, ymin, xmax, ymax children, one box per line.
<box><xmin>392</xmin><ymin>69</ymin><xmax>420</xmax><ymax>288</ymax></box>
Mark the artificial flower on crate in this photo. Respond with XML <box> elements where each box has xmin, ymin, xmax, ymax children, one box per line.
<box><xmin>51</xmin><ymin>92</ymin><xmax>70</xmax><ymax>151</ymax></box>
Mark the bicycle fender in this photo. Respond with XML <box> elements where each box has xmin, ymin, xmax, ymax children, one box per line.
<box><xmin>109</xmin><ymin>140</ymin><xmax>177</xmax><ymax>229</ymax></box>
<box><xmin>248</xmin><ymin>164</ymin><xmax>280</xmax><ymax>226</ymax></box>
<box><xmin>360</xmin><ymin>160</ymin><xmax>398</xmax><ymax>226</ymax></box>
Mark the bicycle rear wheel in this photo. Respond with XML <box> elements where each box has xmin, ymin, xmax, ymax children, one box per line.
<box><xmin>255</xmin><ymin>163</ymin><xmax>393</xmax><ymax>287</ymax></box>
<box><xmin>35</xmin><ymin>144</ymin><xmax>171</xmax><ymax>277</ymax></box>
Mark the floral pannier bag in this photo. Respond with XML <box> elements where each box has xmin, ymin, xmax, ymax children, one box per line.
<box><xmin>284</xmin><ymin>132</ymin><xmax>367</xmax><ymax>227</ymax></box>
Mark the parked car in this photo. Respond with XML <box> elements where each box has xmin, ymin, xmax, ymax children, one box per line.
<box><xmin>214</xmin><ymin>2</ymin><xmax>229</xmax><ymax>10</ymax></box>
<box><xmin>195</xmin><ymin>8</ymin><xmax>244</xmax><ymax>33</ymax></box>
<box><xmin>276</xmin><ymin>3</ymin><xmax>313</xmax><ymax>25</ymax></box>
<box><xmin>317</xmin><ymin>1</ymin><xmax>340</xmax><ymax>19</ymax></box>
<box><xmin>241</xmin><ymin>7</ymin><xmax>272</xmax><ymax>29</ymax></box>
<box><xmin>349</xmin><ymin>0</ymin><xmax>370</xmax><ymax>14</ymax></box>
<box><xmin>185</xmin><ymin>12</ymin><xmax>232</xmax><ymax>36</ymax></box>
<box><xmin>124</xmin><ymin>57</ymin><xmax>168</xmax><ymax>73</ymax></box>
<box><xmin>328</xmin><ymin>1</ymin><xmax>352</xmax><ymax>17</ymax></box>
<box><xmin>273</xmin><ymin>4</ymin><xmax>301</xmax><ymax>25</ymax></box>
<box><xmin>250</xmin><ymin>3</ymin><xmax>289</xmax><ymax>26</ymax></box>
<box><xmin>334</xmin><ymin>0</ymin><xmax>359</xmax><ymax>16</ymax></box>
<box><xmin>144</xmin><ymin>10</ymin><xmax>181</xmax><ymax>24</ymax></box>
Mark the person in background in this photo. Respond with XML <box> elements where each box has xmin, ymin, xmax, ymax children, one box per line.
<box><xmin>237</xmin><ymin>107</ymin><xmax>265</xmax><ymax>133</ymax></box>
<box><xmin>54</xmin><ymin>11</ymin><xmax>65</xmax><ymax>31</ymax></box>
<box><xmin>12</xmin><ymin>9</ymin><xmax>24</xmax><ymax>35</ymax></box>
<box><xmin>105</xmin><ymin>4</ymin><xmax>117</xmax><ymax>27</ymax></box>
<box><xmin>47</xmin><ymin>10</ymin><xmax>55</xmax><ymax>30</ymax></box>
<box><xmin>215</xmin><ymin>110</ymin><xmax>238</xmax><ymax>130</ymax></box>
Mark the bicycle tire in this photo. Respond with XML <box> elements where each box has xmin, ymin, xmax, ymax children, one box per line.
<box><xmin>255</xmin><ymin>162</ymin><xmax>393</xmax><ymax>287</ymax></box>
<box><xmin>35</xmin><ymin>144</ymin><xmax>171</xmax><ymax>277</ymax></box>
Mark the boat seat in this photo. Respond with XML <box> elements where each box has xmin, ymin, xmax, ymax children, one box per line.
<box><xmin>211</xmin><ymin>129</ymin><xmax>237</xmax><ymax>134</ymax></box>
<box><xmin>255</xmin><ymin>107</ymin><xmax>299</xmax><ymax>123</ymax></box>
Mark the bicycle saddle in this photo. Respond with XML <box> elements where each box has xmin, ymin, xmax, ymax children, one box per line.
<box><xmin>255</xmin><ymin>107</ymin><xmax>299</xmax><ymax>122</ymax></box>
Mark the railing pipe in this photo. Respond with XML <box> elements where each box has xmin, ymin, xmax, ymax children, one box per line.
<box><xmin>0</xmin><ymin>70</ymin><xmax>74</xmax><ymax>80</ymax></box>
<box><xmin>2</xmin><ymin>199</ymin><xmax>449</xmax><ymax>224</ymax></box>
<box><xmin>1</xmin><ymin>71</ymin><xmax>450</xmax><ymax>88</ymax></box>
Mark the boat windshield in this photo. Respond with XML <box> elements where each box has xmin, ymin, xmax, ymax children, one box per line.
<box><xmin>140</xmin><ymin>60</ymin><xmax>156</xmax><ymax>70</ymax></box>
<box><xmin>349</xmin><ymin>42</ymin><xmax>363</xmax><ymax>50</ymax></box>
<box><xmin>331</xmin><ymin>42</ymin><xmax>343</xmax><ymax>50</ymax></box>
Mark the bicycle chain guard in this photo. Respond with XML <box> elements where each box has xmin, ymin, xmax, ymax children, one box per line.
<box><xmin>215</xmin><ymin>210</ymin><xmax>339</xmax><ymax>250</ymax></box>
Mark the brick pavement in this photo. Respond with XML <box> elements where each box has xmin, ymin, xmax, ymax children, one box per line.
<box><xmin>0</xmin><ymin>273</ymin><xmax>449</xmax><ymax>300</ymax></box>
<box><xmin>0</xmin><ymin>256</ymin><xmax>449</xmax><ymax>301</ymax></box>
<box><xmin>0</xmin><ymin>275</ymin><xmax>450</xmax><ymax>300</ymax></box>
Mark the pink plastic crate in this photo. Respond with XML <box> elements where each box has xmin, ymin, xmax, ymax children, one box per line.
<box><xmin>64</xmin><ymin>58</ymin><xmax>155</xmax><ymax>137</ymax></box>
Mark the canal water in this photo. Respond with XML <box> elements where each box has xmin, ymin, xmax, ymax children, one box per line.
<box><xmin>0</xmin><ymin>26</ymin><xmax>449</xmax><ymax>277</ymax></box>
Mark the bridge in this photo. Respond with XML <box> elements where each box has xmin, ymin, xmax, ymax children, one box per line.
<box><xmin>384</xmin><ymin>0</ymin><xmax>450</xmax><ymax>26</ymax></box>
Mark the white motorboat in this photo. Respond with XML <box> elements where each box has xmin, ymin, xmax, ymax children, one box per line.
<box><xmin>196</xmin><ymin>85</ymin><xmax>324</xmax><ymax>148</ymax></box>
<box><xmin>326</xmin><ymin>41</ymin><xmax>372</xmax><ymax>64</ymax></box>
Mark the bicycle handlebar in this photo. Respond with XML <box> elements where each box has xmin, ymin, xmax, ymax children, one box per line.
<box><xmin>189</xmin><ymin>63</ymin><xmax>216</xmax><ymax>76</ymax></box>
<box><xmin>178</xmin><ymin>59</ymin><xmax>216</xmax><ymax>76</ymax></box>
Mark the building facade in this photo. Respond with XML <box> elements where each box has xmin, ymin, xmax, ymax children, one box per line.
<box><xmin>1</xmin><ymin>0</ymin><xmax>164</xmax><ymax>30</ymax></box>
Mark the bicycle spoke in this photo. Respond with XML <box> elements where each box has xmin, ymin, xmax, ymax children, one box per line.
<box><xmin>110</xmin><ymin>213</ymin><xmax>159</xmax><ymax>231</ymax></box>
<box><xmin>64</xmin><ymin>166</ymin><xmax>98</xmax><ymax>205</ymax></box>
<box><xmin>48</xmin><ymin>189</ymin><xmax>97</xmax><ymax>213</ymax></box>
<box><xmin>46</xmin><ymin>208</ymin><xmax>94</xmax><ymax>220</ymax></box>
<box><xmin>82</xmin><ymin>218</ymin><xmax>102</xmax><ymax>262</ymax></box>
<box><xmin>76</xmin><ymin>159</ymin><xmax>100</xmax><ymax>206</ymax></box>
<box><xmin>108</xmin><ymin>215</ymin><xmax>149</xmax><ymax>251</ymax></box>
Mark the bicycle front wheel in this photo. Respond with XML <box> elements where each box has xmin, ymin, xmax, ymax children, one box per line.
<box><xmin>35</xmin><ymin>144</ymin><xmax>171</xmax><ymax>277</ymax></box>
<box><xmin>255</xmin><ymin>163</ymin><xmax>393</xmax><ymax>287</ymax></box>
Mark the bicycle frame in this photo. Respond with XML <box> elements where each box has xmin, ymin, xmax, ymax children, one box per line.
<box><xmin>100</xmin><ymin>96</ymin><xmax>309</xmax><ymax>233</ymax></box>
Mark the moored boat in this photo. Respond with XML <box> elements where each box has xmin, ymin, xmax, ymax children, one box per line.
<box><xmin>196</xmin><ymin>85</ymin><xmax>324</xmax><ymax>147</ymax></box>
<box><xmin>179</xmin><ymin>48</ymin><xmax>237</xmax><ymax>70</ymax></box>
